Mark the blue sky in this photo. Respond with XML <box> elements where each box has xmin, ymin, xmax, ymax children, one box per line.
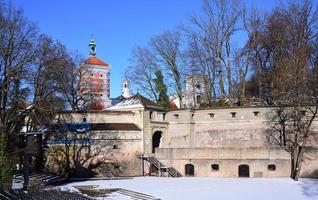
<box><xmin>10</xmin><ymin>0</ymin><xmax>278</xmax><ymax>97</ymax></box>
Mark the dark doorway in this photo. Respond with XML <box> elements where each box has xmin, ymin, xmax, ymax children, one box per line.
<box><xmin>185</xmin><ymin>164</ymin><xmax>194</xmax><ymax>176</ymax></box>
<box><xmin>238</xmin><ymin>164</ymin><xmax>250</xmax><ymax>177</ymax></box>
<box><xmin>152</xmin><ymin>131</ymin><xmax>162</xmax><ymax>153</ymax></box>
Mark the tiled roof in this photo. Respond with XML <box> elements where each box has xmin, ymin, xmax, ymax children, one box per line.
<box><xmin>84</xmin><ymin>56</ymin><xmax>110</xmax><ymax>67</ymax></box>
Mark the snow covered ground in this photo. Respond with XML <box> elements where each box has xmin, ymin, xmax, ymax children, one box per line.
<box><xmin>61</xmin><ymin>177</ymin><xmax>318</xmax><ymax>200</ymax></box>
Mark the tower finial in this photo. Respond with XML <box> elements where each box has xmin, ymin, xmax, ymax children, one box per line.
<box><xmin>89</xmin><ymin>35</ymin><xmax>96</xmax><ymax>56</ymax></box>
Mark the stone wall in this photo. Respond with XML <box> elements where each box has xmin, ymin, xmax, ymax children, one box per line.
<box><xmin>159</xmin><ymin>107</ymin><xmax>318</xmax><ymax>178</ymax></box>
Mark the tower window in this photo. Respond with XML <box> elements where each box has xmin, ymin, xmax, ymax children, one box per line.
<box><xmin>196</xmin><ymin>95</ymin><xmax>201</xmax><ymax>104</ymax></box>
<box><xmin>174</xmin><ymin>114</ymin><xmax>179</xmax><ymax>119</ymax></box>
<box><xmin>83</xmin><ymin>117</ymin><xmax>87</xmax><ymax>122</ymax></box>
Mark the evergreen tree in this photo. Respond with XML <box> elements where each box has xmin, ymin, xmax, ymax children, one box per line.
<box><xmin>154</xmin><ymin>70</ymin><xmax>169</xmax><ymax>109</ymax></box>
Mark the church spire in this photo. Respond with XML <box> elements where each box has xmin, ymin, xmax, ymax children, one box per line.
<box><xmin>88</xmin><ymin>36</ymin><xmax>96</xmax><ymax>56</ymax></box>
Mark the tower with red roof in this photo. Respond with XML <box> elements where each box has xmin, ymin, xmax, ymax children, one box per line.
<box><xmin>81</xmin><ymin>38</ymin><xmax>111</xmax><ymax>109</ymax></box>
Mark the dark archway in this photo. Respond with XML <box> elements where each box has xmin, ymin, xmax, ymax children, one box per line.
<box><xmin>152</xmin><ymin>131</ymin><xmax>162</xmax><ymax>153</ymax></box>
<box><xmin>185</xmin><ymin>164</ymin><xmax>194</xmax><ymax>176</ymax></box>
<box><xmin>238</xmin><ymin>164</ymin><xmax>250</xmax><ymax>177</ymax></box>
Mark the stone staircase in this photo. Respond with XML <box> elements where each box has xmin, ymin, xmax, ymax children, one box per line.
<box><xmin>139</xmin><ymin>155</ymin><xmax>182</xmax><ymax>177</ymax></box>
<box><xmin>116</xmin><ymin>188</ymin><xmax>160</xmax><ymax>200</ymax></box>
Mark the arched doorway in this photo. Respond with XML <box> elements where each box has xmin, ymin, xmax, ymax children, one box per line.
<box><xmin>238</xmin><ymin>164</ymin><xmax>250</xmax><ymax>177</ymax></box>
<box><xmin>185</xmin><ymin>164</ymin><xmax>194</xmax><ymax>176</ymax></box>
<box><xmin>152</xmin><ymin>131</ymin><xmax>162</xmax><ymax>153</ymax></box>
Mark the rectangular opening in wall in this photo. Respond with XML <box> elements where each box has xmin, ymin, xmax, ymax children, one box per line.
<box><xmin>209</xmin><ymin>113</ymin><xmax>215</xmax><ymax>118</ymax></box>
<box><xmin>191</xmin><ymin>113</ymin><xmax>194</xmax><ymax>119</ymax></box>
<box><xmin>113</xmin><ymin>145</ymin><xmax>118</xmax><ymax>149</ymax></box>
<box><xmin>253</xmin><ymin>111</ymin><xmax>260</xmax><ymax>116</ymax></box>
<box><xmin>149</xmin><ymin>111</ymin><xmax>153</xmax><ymax>119</ymax></box>
<box><xmin>163</xmin><ymin>113</ymin><xmax>166</xmax><ymax>121</ymax></box>
<box><xmin>230</xmin><ymin>112</ymin><xmax>236</xmax><ymax>118</ymax></box>
<box><xmin>174</xmin><ymin>114</ymin><xmax>179</xmax><ymax>119</ymax></box>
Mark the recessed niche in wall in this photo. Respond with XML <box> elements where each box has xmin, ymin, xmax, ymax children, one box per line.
<box><xmin>230</xmin><ymin>112</ymin><xmax>236</xmax><ymax>118</ymax></box>
<box><xmin>209</xmin><ymin>113</ymin><xmax>215</xmax><ymax>118</ymax></box>
<box><xmin>268</xmin><ymin>164</ymin><xmax>276</xmax><ymax>171</ymax></box>
<box><xmin>253</xmin><ymin>111</ymin><xmax>260</xmax><ymax>116</ymax></box>
<box><xmin>211</xmin><ymin>164</ymin><xmax>219</xmax><ymax>171</ymax></box>
<box><xmin>113</xmin><ymin>145</ymin><xmax>118</xmax><ymax>149</ymax></box>
<box><xmin>174</xmin><ymin>114</ymin><xmax>179</xmax><ymax>119</ymax></box>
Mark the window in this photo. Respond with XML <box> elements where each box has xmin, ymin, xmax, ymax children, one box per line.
<box><xmin>91</xmin><ymin>73</ymin><xmax>93</xmax><ymax>76</ymax></box>
<box><xmin>113</xmin><ymin>145</ymin><xmax>118</xmax><ymax>149</ymax></box>
<box><xmin>253</xmin><ymin>111</ymin><xmax>260</xmax><ymax>116</ymax></box>
<box><xmin>150</xmin><ymin>111</ymin><xmax>153</xmax><ymax>119</ymax></box>
<box><xmin>174</xmin><ymin>114</ymin><xmax>179</xmax><ymax>119</ymax></box>
<box><xmin>268</xmin><ymin>164</ymin><xmax>276</xmax><ymax>171</ymax></box>
<box><xmin>301</xmin><ymin>110</ymin><xmax>306</xmax><ymax>116</ymax></box>
<box><xmin>209</xmin><ymin>113</ymin><xmax>215</xmax><ymax>118</ymax></box>
<box><xmin>163</xmin><ymin>113</ymin><xmax>166</xmax><ymax>121</ymax></box>
<box><xmin>196</xmin><ymin>95</ymin><xmax>201</xmax><ymax>104</ymax></box>
<box><xmin>211</xmin><ymin>164</ymin><xmax>219</xmax><ymax>171</ymax></box>
<box><xmin>196</xmin><ymin>84</ymin><xmax>201</xmax><ymax>89</ymax></box>
<box><xmin>83</xmin><ymin>117</ymin><xmax>87</xmax><ymax>122</ymax></box>
<box><xmin>192</xmin><ymin>114</ymin><xmax>194</xmax><ymax>119</ymax></box>
<box><xmin>114</xmin><ymin>165</ymin><xmax>120</xmax><ymax>170</ymax></box>
<box><xmin>100</xmin><ymin>74</ymin><xmax>103</xmax><ymax>77</ymax></box>
<box><xmin>231</xmin><ymin>112</ymin><xmax>236</xmax><ymax>118</ymax></box>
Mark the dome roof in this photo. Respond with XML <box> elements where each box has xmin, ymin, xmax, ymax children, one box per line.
<box><xmin>84</xmin><ymin>56</ymin><xmax>110</xmax><ymax>67</ymax></box>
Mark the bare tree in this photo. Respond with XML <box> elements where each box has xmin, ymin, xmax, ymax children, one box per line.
<box><xmin>126</xmin><ymin>46</ymin><xmax>159</xmax><ymax>100</ymax></box>
<box><xmin>265</xmin><ymin>0</ymin><xmax>318</xmax><ymax>181</ymax></box>
<box><xmin>150</xmin><ymin>30</ymin><xmax>185</xmax><ymax>107</ymax></box>
<box><xmin>186</xmin><ymin>0</ymin><xmax>242</xmax><ymax>101</ymax></box>
<box><xmin>234</xmin><ymin>7</ymin><xmax>263</xmax><ymax>105</ymax></box>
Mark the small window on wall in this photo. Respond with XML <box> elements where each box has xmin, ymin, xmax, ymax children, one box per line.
<box><xmin>253</xmin><ymin>111</ymin><xmax>260</xmax><ymax>116</ymax></box>
<box><xmin>211</xmin><ymin>164</ymin><xmax>219</xmax><ymax>171</ymax></box>
<box><xmin>209</xmin><ymin>113</ymin><xmax>215</xmax><ymax>118</ymax></box>
<box><xmin>231</xmin><ymin>112</ymin><xmax>236</xmax><ymax>118</ymax></box>
<box><xmin>83</xmin><ymin>117</ymin><xmax>87</xmax><ymax>122</ymax></box>
<box><xmin>113</xmin><ymin>145</ymin><xmax>118</xmax><ymax>149</ymax></box>
<box><xmin>100</xmin><ymin>74</ymin><xmax>103</xmax><ymax>77</ymax></box>
<box><xmin>163</xmin><ymin>113</ymin><xmax>166</xmax><ymax>121</ymax></box>
<box><xmin>268</xmin><ymin>164</ymin><xmax>276</xmax><ymax>171</ymax></box>
<box><xmin>149</xmin><ymin>111</ymin><xmax>153</xmax><ymax>119</ymax></box>
<box><xmin>174</xmin><ymin>114</ymin><xmax>179</xmax><ymax>119</ymax></box>
<box><xmin>192</xmin><ymin>114</ymin><xmax>194</xmax><ymax>118</ymax></box>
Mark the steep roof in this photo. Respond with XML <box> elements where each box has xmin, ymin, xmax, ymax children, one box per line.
<box><xmin>84</xmin><ymin>56</ymin><xmax>110</xmax><ymax>67</ymax></box>
<box><xmin>108</xmin><ymin>93</ymin><xmax>165</xmax><ymax>111</ymax></box>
